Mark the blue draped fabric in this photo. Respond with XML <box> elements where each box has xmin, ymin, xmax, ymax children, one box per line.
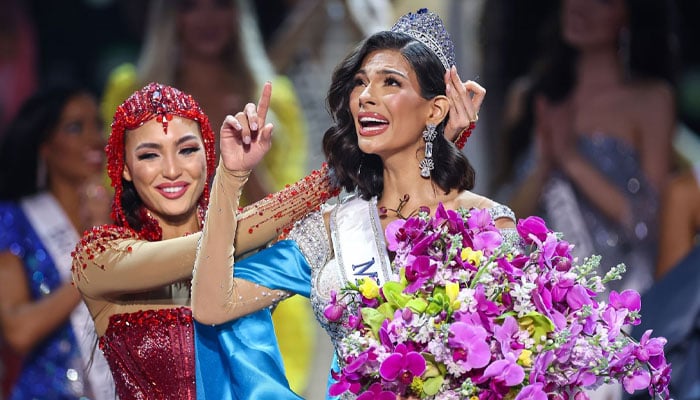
<box><xmin>194</xmin><ymin>240</ymin><xmax>311</xmax><ymax>399</ymax></box>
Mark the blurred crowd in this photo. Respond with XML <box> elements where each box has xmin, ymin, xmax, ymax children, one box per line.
<box><xmin>1</xmin><ymin>0</ymin><xmax>698</xmax><ymax>399</ymax></box>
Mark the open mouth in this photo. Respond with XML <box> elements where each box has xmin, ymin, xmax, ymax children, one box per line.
<box><xmin>358</xmin><ymin>113</ymin><xmax>389</xmax><ymax>135</ymax></box>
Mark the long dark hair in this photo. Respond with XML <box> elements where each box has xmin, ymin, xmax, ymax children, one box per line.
<box><xmin>495</xmin><ymin>0</ymin><xmax>678</xmax><ymax>189</ymax></box>
<box><xmin>0</xmin><ymin>85</ymin><xmax>91</xmax><ymax>201</ymax></box>
<box><xmin>323</xmin><ymin>31</ymin><xmax>475</xmax><ymax>200</ymax></box>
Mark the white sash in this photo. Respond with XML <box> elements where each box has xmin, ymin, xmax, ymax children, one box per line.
<box><xmin>330</xmin><ymin>196</ymin><xmax>394</xmax><ymax>286</ymax></box>
<box><xmin>542</xmin><ymin>176</ymin><xmax>595</xmax><ymax>262</ymax></box>
<box><xmin>21</xmin><ymin>193</ymin><xmax>115</xmax><ymax>400</ymax></box>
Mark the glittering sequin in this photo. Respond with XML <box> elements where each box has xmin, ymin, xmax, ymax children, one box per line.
<box><xmin>99</xmin><ymin>307</ymin><xmax>196</xmax><ymax>399</ymax></box>
<box><xmin>0</xmin><ymin>202</ymin><xmax>90</xmax><ymax>399</ymax></box>
<box><xmin>107</xmin><ymin>83</ymin><xmax>215</xmax><ymax>242</ymax></box>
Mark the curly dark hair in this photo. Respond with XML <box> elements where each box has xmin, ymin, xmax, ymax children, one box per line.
<box><xmin>322</xmin><ymin>31</ymin><xmax>475</xmax><ymax>200</ymax></box>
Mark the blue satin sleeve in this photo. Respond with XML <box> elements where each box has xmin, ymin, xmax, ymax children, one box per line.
<box><xmin>195</xmin><ymin>240</ymin><xmax>311</xmax><ymax>400</ymax></box>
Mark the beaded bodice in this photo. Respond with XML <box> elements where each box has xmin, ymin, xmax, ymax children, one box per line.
<box><xmin>287</xmin><ymin>199</ymin><xmax>518</xmax><ymax>355</ymax></box>
<box><xmin>99</xmin><ymin>307</ymin><xmax>195</xmax><ymax>400</ymax></box>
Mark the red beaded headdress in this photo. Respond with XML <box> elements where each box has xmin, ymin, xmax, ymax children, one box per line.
<box><xmin>106</xmin><ymin>82</ymin><xmax>217</xmax><ymax>241</ymax></box>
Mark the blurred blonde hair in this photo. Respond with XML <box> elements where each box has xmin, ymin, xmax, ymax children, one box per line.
<box><xmin>137</xmin><ymin>0</ymin><xmax>275</xmax><ymax>98</ymax></box>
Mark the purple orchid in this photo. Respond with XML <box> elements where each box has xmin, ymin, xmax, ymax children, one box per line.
<box><xmin>622</xmin><ymin>368</ymin><xmax>651</xmax><ymax>394</ymax></box>
<box><xmin>404</xmin><ymin>255</ymin><xmax>437</xmax><ymax>293</ymax></box>
<box><xmin>635</xmin><ymin>330</ymin><xmax>667</xmax><ymax>367</ymax></box>
<box><xmin>516</xmin><ymin>216</ymin><xmax>550</xmax><ymax>245</ymax></box>
<box><xmin>328</xmin><ymin>366</ymin><xmax>361</xmax><ymax>396</ymax></box>
<box><xmin>356</xmin><ymin>383</ymin><xmax>396</xmax><ymax>400</ymax></box>
<box><xmin>323</xmin><ymin>290</ymin><xmax>346</xmax><ymax>322</ymax></box>
<box><xmin>448</xmin><ymin>320</ymin><xmax>490</xmax><ymax>371</ymax></box>
<box><xmin>482</xmin><ymin>351</ymin><xmax>525</xmax><ymax>386</ymax></box>
<box><xmin>514</xmin><ymin>383</ymin><xmax>548</xmax><ymax>400</ymax></box>
<box><xmin>379</xmin><ymin>343</ymin><xmax>426</xmax><ymax>385</ymax></box>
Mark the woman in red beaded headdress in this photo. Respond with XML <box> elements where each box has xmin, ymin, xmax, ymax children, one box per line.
<box><xmin>71</xmin><ymin>81</ymin><xmax>338</xmax><ymax>399</ymax></box>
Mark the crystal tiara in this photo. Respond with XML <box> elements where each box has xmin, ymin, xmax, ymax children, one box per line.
<box><xmin>390</xmin><ymin>8</ymin><xmax>455</xmax><ymax>70</ymax></box>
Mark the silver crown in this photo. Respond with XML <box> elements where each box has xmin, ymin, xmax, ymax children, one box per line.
<box><xmin>390</xmin><ymin>8</ymin><xmax>455</xmax><ymax>70</ymax></box>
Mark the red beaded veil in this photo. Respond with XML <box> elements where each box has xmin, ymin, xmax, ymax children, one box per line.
<box><xmin>106</xmin><ymin>82</ymin><xmax>217</xmax><ymax>241</ymax></box>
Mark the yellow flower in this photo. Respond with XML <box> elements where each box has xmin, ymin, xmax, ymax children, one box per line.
<box><xmin>445</xmin><ymin>282</ymin><xmax>460</xmax><ymax>308</ymax></box>
<box><xmin>358</xmin><ymin>277</ymin><xmax>379</xmax><ymax>299</ymax></box>
<box><xmin>461</xmin><ymin>247</ymin><xmax>483</xmax><ymax>267</ymax></box>
<box><xmin>518</xmin><ymin>349</ymin><xmax>533</xmax><ymax>367</ymax></box>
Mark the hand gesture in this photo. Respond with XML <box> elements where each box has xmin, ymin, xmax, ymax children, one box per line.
<box><xmin>444</xmin><ymin>66</ymin><xmax>484</xmax><ymax>142</ymax></box>
<box><xmin>219</xmin><ymin>82</ymin><xmax>274</xmax><ymax>172</ymax></box>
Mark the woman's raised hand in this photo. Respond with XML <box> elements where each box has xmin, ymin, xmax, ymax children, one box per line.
<box><xmin>444</xmin><ymin>66</ymin><xmax>484</xmax><ymax>142</ymax></box>
<box><xmin>219</xmin><ymin>82</ymin><xmax>274</xmax><ymax>171</ymax></box>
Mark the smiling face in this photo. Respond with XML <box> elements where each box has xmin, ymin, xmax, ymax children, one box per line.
<box><xmin>40</xmin><ymin>93</ymin><xmax>104</xmax><ymax>186</ymax></box>
<box><xmin>349</xmin><ymin>49</ymin><xmax>438</xmax><ymax>160</ymax></box>
<box><xmin>122</xmin><ymin>116</ymin><xmax>207</xmax><ymax>232</ymax></box>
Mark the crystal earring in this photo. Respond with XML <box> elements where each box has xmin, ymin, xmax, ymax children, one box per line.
<box><xmin>419</xmin><ymin>123</ymin><xmax>436</xmax><ymax>178</ymax></box>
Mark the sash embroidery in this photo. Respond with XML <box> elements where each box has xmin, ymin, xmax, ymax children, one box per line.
<box><xmin>20</xmin><ymin>192</ymin><xmax>115</xmax><ymax>400</ymax></box>
<box><xmin>330</xmin><ymin>196</ymin><xmax>393</xmax><ymax>286</ymax></box>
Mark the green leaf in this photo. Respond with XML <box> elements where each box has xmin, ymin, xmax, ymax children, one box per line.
<box><xmin>382</xmin><ymin>281</ymin><xmax>410</xmax><ymax>308</ymax></box>
<box><xmin>406</xmin><ymin>298</ymin><xmax>428</xmax><ymax>313</ymax></box>
<box><xmin>361</xmin><ymin>308</ymin><xmax>388</xmax><ymax>336</ymax></box>
<box><xmin>518</xmin><ymin>312</ymin><xmax>555</xmax><ymax>344</ymax></box>
<box><xmin>426</xmin><ymin>300</ymin><xmax>443</xmax><ymax>315</ymax></box>
<box><xmin>422</xmin><ymin>376</ymin><xmax>444</xmax><ymax>396</ymax></box>
<box><xmin>377</xmin><ymin>302</ymin><xmax>396</xmax><ymax>319</ymax></box>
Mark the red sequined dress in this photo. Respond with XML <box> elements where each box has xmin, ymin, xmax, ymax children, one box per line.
<box><xmin>99</xmin><ymin>307</ymin><xmax>195</xmax><ymax>399</ymax></box>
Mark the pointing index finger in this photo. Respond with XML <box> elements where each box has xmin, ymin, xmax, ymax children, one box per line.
<box><xmin>257</xmin><ymin>81</ymin><xmax>272</xmax><ymax>128</ymax></box>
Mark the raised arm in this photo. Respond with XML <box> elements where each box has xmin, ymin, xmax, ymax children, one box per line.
<box><xmin>192</xmin><ymin>83</ymin><xmax>289</xmax><ymax>325</ymax></box>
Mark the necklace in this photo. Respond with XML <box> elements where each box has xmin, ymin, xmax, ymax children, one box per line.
<box><xmin>378</xmin><ymin>194</ymin><xmax>423</xmax><ymax>220</ymax></box>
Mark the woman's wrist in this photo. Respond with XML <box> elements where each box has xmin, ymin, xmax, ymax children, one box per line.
<box><xmin>454</xmin><ymin>122</ymin><xmax>475</xmax><ymax>150</ymax></box>
<box><xmin>217</xmin><ymin>159</ymin><xmax>252</xmax><ymax>180</ymax></box>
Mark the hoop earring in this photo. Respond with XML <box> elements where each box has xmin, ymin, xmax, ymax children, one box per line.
<box><xmin>419</xmin><ymin>123</ymin><xmax>436</xmax><ymax>178</ymax></box>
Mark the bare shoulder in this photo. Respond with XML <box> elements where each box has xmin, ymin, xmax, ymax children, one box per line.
<box><xmin>452</xmin><ymin>191</ymin><xmax>516</xmax><ymax>229</ymax></box>
<box><xmin>627</xmin><ymin>79</ymin><xmax>675</xmax><ymax>115</ymax></box>
<box><xmin>452</xmin><ymin>190</ymin><xmax>496</xmax><ymax>210</ymax></box>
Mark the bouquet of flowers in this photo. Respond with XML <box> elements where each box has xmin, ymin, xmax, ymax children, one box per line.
<box><xmin>324</xmin><ymin>204</ymin><xmax>671</xmax><ymax>399</ymax></box>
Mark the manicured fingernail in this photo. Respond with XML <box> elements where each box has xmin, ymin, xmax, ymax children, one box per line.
<box><xmin>243</xmin><ymin>135</ymin><xmax>251</xmax><ymax>144</ymax></box>
<box><xmin>251</xmin><ymin>122</ymin><xmax>258</xmax><ymax>131</ymax></box>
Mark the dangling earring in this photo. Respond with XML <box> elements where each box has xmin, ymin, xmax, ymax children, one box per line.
<box><xmin>419</xmin><ymin>123</ymin><xmax>436</xmax><ymax>178</ymax></box>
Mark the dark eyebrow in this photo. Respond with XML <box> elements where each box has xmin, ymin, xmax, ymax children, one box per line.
<box><xmin>134</xmin><ymin>134</ymin><xmax>200</xmax><ymax>151</ymax></box>
<box><xmin>355</xmin><ymin>68</ymin><xmax>409</xmax><ymax>79</ymax></box>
